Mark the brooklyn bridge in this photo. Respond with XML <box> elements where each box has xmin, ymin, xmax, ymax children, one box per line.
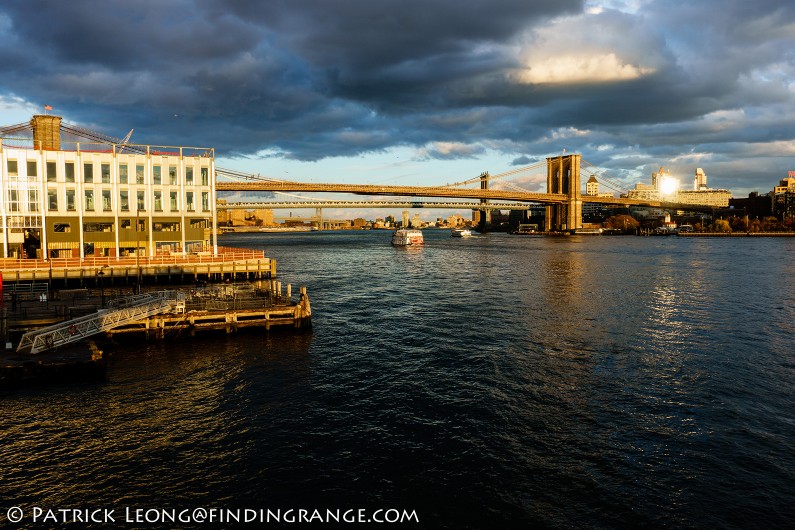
<box><xmin>216</xmin><ymin>154</ymin><xmax>715</xmax><ymax>231</ymax></box>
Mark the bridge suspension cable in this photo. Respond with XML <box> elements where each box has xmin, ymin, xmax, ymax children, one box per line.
<box><xmin>581</xmin><ymin>160</ymin><xmax>631</xmax><ymax>194</ymax></box>
<box><xmin>215</xmin><ymin>167</ymin><xmax>291</xmax><ymax>183</ymax></box>
<box><xmin>441</xmin><ymin>160</ymin><xmax>547</xmax><ymax>188</ymax></box>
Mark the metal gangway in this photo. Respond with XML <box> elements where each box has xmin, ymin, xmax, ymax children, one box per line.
<box><xmin>16</xmin><ymin>290</ymin><xmax>186</xmax><ymax>354</ymax></box>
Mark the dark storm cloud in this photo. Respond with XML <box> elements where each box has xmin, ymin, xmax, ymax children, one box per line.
<box><xmin>1</xmin><ymin>0</ymin><xmax>794</xmax><ymax>192</ymax></box>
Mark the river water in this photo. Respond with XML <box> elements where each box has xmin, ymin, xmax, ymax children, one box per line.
<box><xmin>2</xmin><ymin>230</ymin><xmax>794</xmax><ymax>528</ymax></box>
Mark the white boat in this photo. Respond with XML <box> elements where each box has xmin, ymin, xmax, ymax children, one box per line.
<box><xmin>451</xmin><ymin>228</ymin><xmax>472</xmax><ymax>238</ymax></box>
<box><xmin>391</xmin><ymin>229</ymin><xmax>424</xmax><ymax>246</ymax></box>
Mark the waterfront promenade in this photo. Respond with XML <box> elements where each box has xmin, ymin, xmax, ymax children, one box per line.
<box><xmin>0</xmin><ymin>246</ymin><xmax>275</xmax><ymax>285</ymax></box>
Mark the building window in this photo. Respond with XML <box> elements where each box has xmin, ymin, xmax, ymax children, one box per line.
<box><xmin>119</xmin><ymin>164</ymin><xmax>128</xmax><ymax>184</ymax></box>
<box><xmin>102</xmin><ymin>190</ymin><xmax>112</xmax><ymax>211</ymax></box>
<box><xmin>202</xmin><ymin>191</ymin><xmax>210</xmax><ymax>211</ymax></box>
<box><xmin>153</xmin><ymin>222</ymin><xmax>180</xmax><ymax>232</ymax></box>
<box><xmin>27</xmin><ymin>160</ymin><xmax>37</xmax><ymax>177</ymax></box>
<box><xmin>154</xmin><ymin>191</ymin><xmax>162</xmax><ymax>211</ymax></box>
<box><xmin>48</xmin><ymin>189</ymin><xmax>58</xmax><ymax>211</ymax></box>
<box><xmin>66</xmin><ymin>189</ymin><xmax>76</xmax><ymax>211</ymax></box>
<box><xmin>153</xmin><ymin>165</ymin><xmax>162</xmax><ymax>185</ymax></box>
<box><xmin>28</xmin><ymin>189</ymin><xmax>39</xmax><ymax>212</ymax></box>
<box><xmin>169</xmin><ymin>166</ymin><xmax>177</xmax><ymax>185</ymax></box>
<box><xmin>186</xmin><ymin>191</ymin><xmax>194</xmax><ymax>211</ymax></box>
<box><xmin>120</xmin><ymin>191</ymin><xmax>129</xmax><ymax>211</ymax></box>
<box><xmin>201</xmin><ymin>167</ymin><xmax>209</xmax><ymax>186</ymax></box>
<box><xmin>121</xmin><ymin>219</ymin><xmax>131</xmax><ymax>229</ymax></box>
<box><xmin>54</xmin><ymin>222</ymin><xmax>71</xmax><ymax>233</ymax></box>
<box><xmin>137</xmin><ymin>191</ymin><xmax>145</xmax><ymax>211</ymax></box>
<box><xmin>7</xmin><ymin>160</ymin><xmax>18</xmax><ymax>176</ymax></box>
<box><xmin>186</xmin><ymin>167</ymin><xmax>193</xmax><ymax>185</ymax></box>
<box><xmin>47</xmin><ymin>161</ymin><xmax>57</xmax><ymax>182</ymax></box>
<box><xmin>7</xmin><ymin>190</ymin><xmax>19</xmax><ymax>212</ymax></box>
<box><xmin>136</xmin><ymin>164</ymin><xmax>145</xmax><ymax>184</ymax></box>
<box><xmin>170</xmin><ymin>191</ymin><xmax>178</xmax><ymax>211</ymax></box>
<box><xmin>101</xmin><ymin>163</ymin><xmax>111</xmax><ymax>183</ymax></box>
<box><xmin>84</xmin><ymin>222</ymin><xmax>114</xmax><ymax>232</ymax></box>
<box><xmin>65</xmin><ymin>162</ymin><xmax>75</xmax><ymax>183</ymax></box>
<box><xmin>84</xmin><ymin>190</ymin><xmax>94</xmax><ymax>211</ymax></box>
<box><xmin>84</xmin><ymin>163</ymin><xmax>93</xmax><ymax>183</ymax></box>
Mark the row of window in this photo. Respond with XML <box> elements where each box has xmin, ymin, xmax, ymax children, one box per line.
<box><xmin>41</xmin><ymin>189</ymin><xmax>211</xmax><ymax>213</ymax></box>
<box><xmin>54</xmin><ymin>221</ymin><xmax>182</xmax><ymax>233</ymax></box>
<box><xmin>6</xmin><ymin>160</ymin><xmax>210</xmax><ymax>186</ymax></box>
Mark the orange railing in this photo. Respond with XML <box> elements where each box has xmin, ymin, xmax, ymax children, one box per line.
<box><xmin>0</xmin><ymin>246</ymin><xmax>265</xmax><ymax>271</ymax></box>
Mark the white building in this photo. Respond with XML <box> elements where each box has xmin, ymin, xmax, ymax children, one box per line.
<box><xmin>1</xmin><ymin>115</ymin><xmax>216</xmax><ymax>259</ymax></box>
<box><xmin>628</xmin><ymin>166</ymin><xmax>730</xmax><ymax>206</ymax></box>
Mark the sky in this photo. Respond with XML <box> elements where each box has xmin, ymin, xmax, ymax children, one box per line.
<box><xmin>2</xmin><ymin>0</ymin><xmax>795</xmax><ymax>220</ymax></box>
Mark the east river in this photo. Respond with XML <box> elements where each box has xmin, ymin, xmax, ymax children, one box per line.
<box><xmin>2</xmin><ymin>230</ymin><xmax>794</xmax><ymax>528</ymax></box>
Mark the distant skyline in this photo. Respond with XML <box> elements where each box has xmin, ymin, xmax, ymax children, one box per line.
<box><xmin>2</xmin><ymin>0</ymin><xmax>794</xmax><ymax>221</ymax></box>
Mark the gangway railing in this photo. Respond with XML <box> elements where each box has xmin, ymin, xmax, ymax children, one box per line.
<box><xmin>16</xmin><ymin>291</ymin><xmax>186</xmax><ymax>354</ymax></box>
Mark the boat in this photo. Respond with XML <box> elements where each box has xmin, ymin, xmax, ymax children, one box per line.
<box><xmin>451</xmin><ymin>228</ymin><xmax>472</xmax><ymax>238</ymax></box>
<box><xmin>391</xmin><ymin>229</ymin><xmax>424</xmax><ymax>246</ymax></box>
<box><xmin>512</xmin><ymin>224</ymin><xmax>539</xmax><ymax>235</ymax></box>
<box><xmin>573</xmin><ymin>227</ymin><xmax>604</xmax><ymax>235</ymax></box>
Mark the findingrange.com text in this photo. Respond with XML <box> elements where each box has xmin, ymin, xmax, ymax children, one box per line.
<box><xmin>4</xmin><ymin>506</ymin><xmax>419</xmax><ymax>525</ymax></box>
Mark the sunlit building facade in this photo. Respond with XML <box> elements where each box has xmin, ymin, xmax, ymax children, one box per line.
<box><xmin>0</xmin><ymin>115</ymin><xmax>217</xmax><ymax>259</ymax></box>
<box><xmin>627</xmin><ymin>166</ymin><xmax>730</xmax><ymax>206</ymax></box>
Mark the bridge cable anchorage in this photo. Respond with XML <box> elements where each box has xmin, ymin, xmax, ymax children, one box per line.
<box><xmin>16</xmin><ymin>291</ymin><xmax>186</xmax><ymax>355</ymax></box>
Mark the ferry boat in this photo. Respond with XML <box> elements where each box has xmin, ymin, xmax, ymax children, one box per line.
<box><xmin>451</xmin><ymin>228</ymin><xmax>472</xmax><ymax>238</ymax></box>
<box><xmin>512</xmin><ymin>224</ymin><xmax>539</xmax><ymax>235</ymax></box>
<box><xmin>573</xmin><ymin>227</ymin><xmax>604</xmax><ymax>235</ymax></box>
<box><xmin>391</xmin><ymin>228</ymin><xmax>424</xmax><ymax>246</ymax></box>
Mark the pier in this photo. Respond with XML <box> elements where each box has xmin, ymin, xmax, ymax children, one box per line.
<box><xmin>1</xmin><ymin>281</ymin><xmax>311</xmax><ymax>388</ymax></box>
<box><xmin>0</xmin><ymin>247</ymin><xmax>276</xmax><ymax>286</ymax></box>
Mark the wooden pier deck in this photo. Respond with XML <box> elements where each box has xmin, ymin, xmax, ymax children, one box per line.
<box><xmin>0</xmin><ymin>246</ymin><xmax>276</xmax><ymax>286</ymax></box>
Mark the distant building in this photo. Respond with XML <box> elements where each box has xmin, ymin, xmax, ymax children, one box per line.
<box><xmin>446</xmin><ymin>213</ymin><xmax>465</xmax><ymax>227</ymax></box>
<box><xmin>694</xmin><ymin>167</ymin><xmax>708</xmax><ymax>190</ymax></box>
<box><xmin>627</xmin><ymin>182</ymin><xmax>661</xmax><ymax>201</ymax></box>
<box><xmin>1</xmin><ymin>114</ymin><xmax>216</xmax><ymax>259</ymax></box>
<box><xmin>627</xmin><ymin>166</ymin><xmax>730</xmax><ymax>206</ymax></box>
<box><xmin>584</xmin><ymin>175</ymin><xmax>614</xmax><ymax>198</ymax></box>
<box><xmin>729</xmin><ymin>192</ymin><xmax>773</xmax><ymax>219</ymax></box>
<box><xmin>772</xmin><ymin>176</ymin><xmax>795</xmax><ymax>220</ymax></box>
<box><xmin>586</xmin><ymin>175</ymin><xmax>599</xmax><ymax>196</ymax></box>
<box><xmin>773</xmin><ymin>177</ymin><xmax>795</xmax><ymax>194</ymax></box>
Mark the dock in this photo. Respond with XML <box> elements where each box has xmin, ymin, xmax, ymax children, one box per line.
<box><xmin>0</xmin><ymin>246</ymin><xmax>276</xmax><ymax>285</ymax></box>
<box><xmin>1</xmin><ymin>281</ymin><xmax>311</xmax><ymax>389</ymax></box>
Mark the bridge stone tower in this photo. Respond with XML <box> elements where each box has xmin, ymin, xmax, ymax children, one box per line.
<box><xmin>476</xmin><ymin>171</ymin><xmax>492</xmax><ymax>232</ymax></box>
<box><xmin>545</xmin><ymin>154</ymin><xmax>582</xmax><ymax>232</ymax></box>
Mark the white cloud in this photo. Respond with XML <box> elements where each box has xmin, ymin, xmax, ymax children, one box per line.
<box><xmin>518</xmin><ymin>52</ymin><xmax>654</xmax><ymax>85</ymax></box>
<box><xmin>0</xmin><ymin>94</ymin><xmax>40</xmax><ymax>124</ymax></box>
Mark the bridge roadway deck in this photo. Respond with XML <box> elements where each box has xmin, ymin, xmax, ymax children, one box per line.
<box><xmin>219</xmin><ymin>201</ymin><xmax>534</xmax><ymax>210</ymax></box>
<box><xmin>215</xmin><ymin>181</ymin><xmax>714</xmax><ymax>212</ymax></box>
